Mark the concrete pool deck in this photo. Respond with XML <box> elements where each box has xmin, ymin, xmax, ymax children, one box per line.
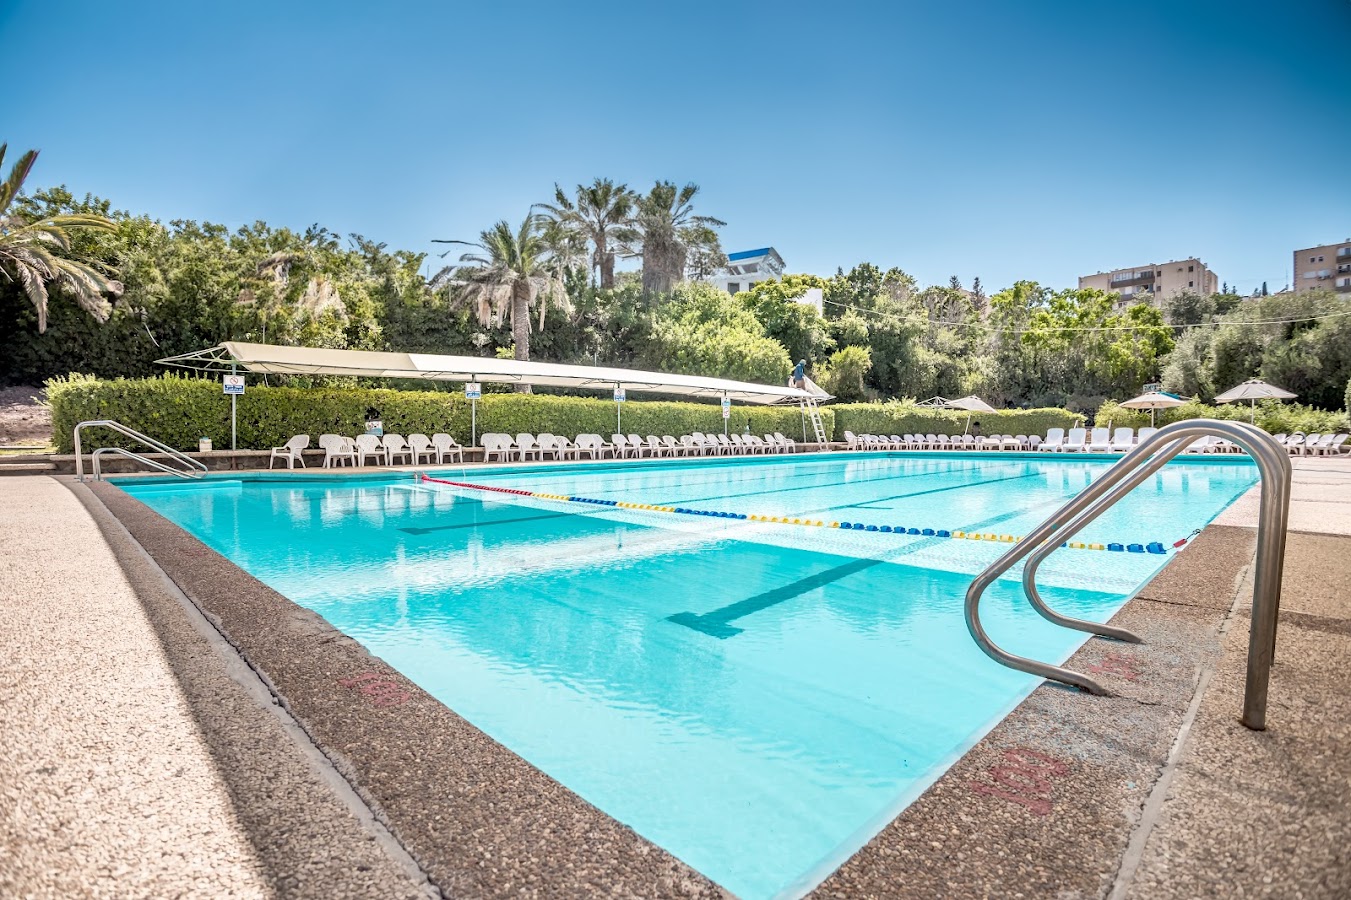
<box><xmin>1</xmin><ymin>454</ymin><xmax>1348</xmax><ymax>897</ymax></box>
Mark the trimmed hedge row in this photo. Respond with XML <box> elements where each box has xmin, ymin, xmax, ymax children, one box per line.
<box><xmin>46</xmin><ymin>374</ymin><xmax>832</xmax><ymax>453</ymax></box>
<box><xmin>1095</xmin><ymin>398</ymin><xmax>1349</xmax><ymax>434</ymax></box>
<box><xmin>830</xmin><ymin>401</ymin><xmax>1081</xmax><ymax>441</ymax></box>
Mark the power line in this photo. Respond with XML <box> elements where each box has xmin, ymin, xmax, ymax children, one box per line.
<box><xmin>821</xmin><ymin>298</ymin><xmax>1351</xmax><ymax>335</ymax></box>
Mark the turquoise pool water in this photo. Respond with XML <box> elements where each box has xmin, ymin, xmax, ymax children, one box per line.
<box><xmin>117</xmin><ymin>453</ymin><xmax>1257</xmax><ymax>899</ymax></box>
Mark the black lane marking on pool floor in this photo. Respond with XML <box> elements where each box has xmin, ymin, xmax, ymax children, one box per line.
<box><xmin>667</xmin><ymin>557</ymin><xmax>885</xmax><ymax>638</ymax></box>
<box><xmin>651</xmin><ymin>462</ymin><xmax>1015</xmax><ymax>508</ymax></box>
<box><xmin>839</xmin><ymin>471</ymin><xmax>1046</xmax><ymax>509</ymax></box>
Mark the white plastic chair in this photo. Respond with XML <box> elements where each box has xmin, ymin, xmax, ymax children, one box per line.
<box><xmin>319</xmin><ymin>434</ymin><xmax>353</xmax><ymax>468</ymax></box>
<box><xmin>1063</xmin><ymin>428</ymin><xmax>1088</xmax><ymax>452</ymax></box>
<box><xmin>431</xmin><ymin>433</ymin><xmax>463</xmax><ymax>464</ymax></box>
<box><xmin>408</xmin><ymin>433</ymin><xmax>436</xmax><ymax>464</ymax></box>
<box><xmin>626</xmin><ymin>434</ymin><xmax>647</xmax><ymax>458</ymax></box>
<box><xmin>514</xmin><ymin>433</ymin><xmax>541</xmax><ymax>461</ymax></box>
<box><xmin>382</xmin><ymin>434</ymin><xmax>413</xmax><ymax>465</ymax></box>
<box><xmin>482</xmin><ymin>433</ymin><xmax>513</xmax><ymax>462</ymax></box>
<box><xmin>843</xmin><ymin>431</ymin><xmax>861</xmax><ymax>450</ymax></box>
<box><xmin>1136</xmin><ymin>427</ymin><xmax>1159</xmax><ymax>446</ymax></box>
<box><xmin>268</xmin><ymin>434</ymin><xmax>310</xmax><ymax>469</ymax></box>
<box><xmin>354</xmin><ymin>433</ymin><xmax>383</xmax><ymax>466</ymax></box>
<box><xmin>1040</xmin><ymin>428</ymin><xmax>1065</xmax><ymax>451</ymax></box>
<box><xmin>1109</xmin><ymin>428</ymin><xmax>1134</xmax><ymax>452</ymax></box>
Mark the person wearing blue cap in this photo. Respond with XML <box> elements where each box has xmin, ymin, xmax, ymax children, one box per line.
<box><xmin>792</xmin><ymin>359</ymin><xmax>806</xmax><ymax>391</ymax></box>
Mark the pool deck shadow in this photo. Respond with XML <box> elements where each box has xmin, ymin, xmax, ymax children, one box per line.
<box><xmin>34</xmin><ymin>453</ymin><xmax>1351</xmax><ymax>899</ymax></box>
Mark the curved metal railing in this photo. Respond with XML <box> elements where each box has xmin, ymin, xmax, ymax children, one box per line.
<box><xmin>74</xmin><ymin>420</ymin><xmax>208</xmax><ymax>482</ymax></box>
<box><xmin>965</xmin><ymin>419</ymin><xmax>1291</xmax><ymax>729</ymax></box>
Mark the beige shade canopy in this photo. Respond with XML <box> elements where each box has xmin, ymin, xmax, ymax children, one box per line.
<box><xmin>1213</xmin><ymin>378</ymin><xmax>1297</xmax><ymax>424</ymax></box>
<box><xmin>156</xmin><ymin>342</ymin><xmax>826</xmax><ymax>405</ymax></box>
<box><xmin>944</xmin><ymin>395</ymin><xmax>997</xmax><ymax>413</ymax></box>
<box><xmin>1120</xmin><ymin>390</ymin><xmax>1187</xmax><ymax>427</ymax></box>
<box><xmin>1213</xmin><ymin>379</ymin><xmax>1297</xmax><ymax>403</ymax></box>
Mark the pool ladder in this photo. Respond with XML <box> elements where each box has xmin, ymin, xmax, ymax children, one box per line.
<box><xmin>802</xmin><ymin>398</ymin><xmax>830</xmax><ymax>450</ymax></box>
<box><xmin>74</xmin><ymin>420</ymin><xmax>209</xmax><ymax>482</ymax></box>
<box><xmin>964</xmin><ymin>419</ymin><xmax>1291</xmax><ymax>730</ymax></box>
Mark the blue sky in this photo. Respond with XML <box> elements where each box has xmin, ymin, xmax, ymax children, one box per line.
<box><xmin>6</xmin><ymin>0</ymin><xmax>1349</xmax><ymax>295</ymax></box>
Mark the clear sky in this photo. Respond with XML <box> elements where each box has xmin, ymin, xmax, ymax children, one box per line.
<box><xmin>5</xmin><ymin>0</ymin><xmax>1349</xmax><ymax>295</ymax></box>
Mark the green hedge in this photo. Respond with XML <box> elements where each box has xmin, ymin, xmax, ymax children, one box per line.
<box><xmin>46</xmin><ymin>374</ymin><xmax>832</xmax><ymax>453</ymax></box>
<box><xmin>1095</xmin><ymin>398</ymin><xmax>1349</xmax><ymax>434</ymax></box>
<box><xmin>830</xmin><ymin>401</ymin><xmax>1081</xmax><ymax>440</ymax></box>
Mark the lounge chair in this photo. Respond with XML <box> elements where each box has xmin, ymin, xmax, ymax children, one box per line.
<box><xmin>575</xmin><ymin>434</ymin><xmax>613</xmax><ymax>459</ymax></box>
<box><xmin>1086</xmin><ymin>428</ymin><xmax>1111</xmax><ymax>452</ymax></box>
<box><xmin>269</xmin><ymin>434</ymin><xmax>310</xmax><ymax>469</ymax></box>
<box><xmin>319</xmin><ymin>433</ymin><xmax>354</xmax><ymax>468</ymax></box>
<box><xmin>1040</xmin><ymin>428</ymin><xmax>1065</xmax><ymax>451</ymax></box>
<box><xmin>1304</xmin><ymin>434</ymin><xmax>1335</xmax><ymax>456</ymax></box>
<box><xmin>773</xmin><ymin>432</ymin><xmax>796</xmax><ymax>453</ymax></box>
<box><xmin>481</xmin><ymin>433</ymin><xmax>513</xmax><ymax>462</ymax></box>
<box><xmin>843</xmin><ymin>430</ymin><xmax>861</xmax><ymax>450</ymax></box>
<box><xmin>1185</xmin><ymin>435</ymin><xmax>1216</xmax><ymax>454</ymax></box>
<box><xmin>383</xmin><ymin>434</ymin><xmax>414</xmax><ymax>465</ymax></box>
<box><xmin>408</xmin><ymin>433</ymin><xmax>437</xmax><ymax>464</ymax></box>
<box><xmin>354</xmin><ymin>433</ymin><xmax>384</xmax><ymax>466</ymax></box>
<box><xmin>729</xmin><ymin>433</ymin><xmax>748</xmax><ymax>453</ymax></box>
<box><xmin>716</xmin><ymin>433</ymin><xmax>735</xmax><ymax>454</ymax></box>
<box><xmin>661</xmin><ymin>435</ymin><xmax>682</xmax><ymax>456</ymax></box>
<box><xmin>1109</xmin><ymin>428</ymin><xmax>1134</xmax><ymax>452</ymax></box>
<box><xmin>626</xmin><ymin>434</ymin><xmax>647</xmax><ymax>457</ymax></box>
<box><xmin>1137</xmin><ymin>427</ymin><xmax>1159</xmax><ymax>446</ymax></box>
<box><xmin>1284</xmin><ymin>434</ymin><xmax>1305</xmax><ymax>455</ymax></box>
<box><xmin>1027</xmin><ymin>435</ymin><xmax>1042</xmax><ymax>451</ymax></box>
<box><xmin>431</xmin><ymin>433</ymin><xmax>463</xmax><ymax>464</ymax></box>
<box><xmin>1063</xmin><ymin>428</ymin><xmax>1088</xmax><ymax>452</ymax></box>
<box><xmin>1325</xmin><ymin>433</ymin><xmax>1350</xmax><ymax>456</ymax></box>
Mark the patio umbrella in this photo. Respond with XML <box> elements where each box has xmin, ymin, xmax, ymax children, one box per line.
<box><xmin>944</xmin><ymin>395</ymin><xmax>997</xmax><ymax>434</ymax></box>
<box><xmin>1213</xmin><ymin>378</ymin><xmax>1297</xmax><ymax>424</ymax></box>
<box><xmin>1120</xmin><ymin>390</ymin><xmax>1186</xmax><ymax>427</ymax></box>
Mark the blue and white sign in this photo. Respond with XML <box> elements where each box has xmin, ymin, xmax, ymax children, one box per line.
<box><xmin>721</xmin><ymin>397</ymin><xmax>731</xmax><ymax>419</ymax></box>
<box><xmin>465</xmin><ymin>382</ymin><xmax>482</xmax><ymax>400</ymax></box>
<box><xmin>614</xmin><ymin>387</ymin><xmax>626</xmax><ymax>403</ymax></box>
<box><xmin>223</xmin><ymin>375</ymin><xmax>245</xmax><ymax>395</ymax></box>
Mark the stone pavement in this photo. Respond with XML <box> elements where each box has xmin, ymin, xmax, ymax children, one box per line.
<box><xmin>0</xmin><ymin>477</ymin><xmax>433</xmax><ymax>899</ymax></box>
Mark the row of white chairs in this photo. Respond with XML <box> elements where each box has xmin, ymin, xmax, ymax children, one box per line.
<box><xmin>844</xmin><ymin>431</ymin><xmax>1043</xmax><ymax>451</ymax></box>
<box><xmin>268</xmin><ymin>433</ymin><xmax>465</xmax><ymax>468</ymax></box>
<box><xmin>1272</xmin><ymin>432</ymin><xmax>1350</xmax><ymax>456</ymax></box>
<box><xmin>479</xmin><ymin>431</ymin><xmax>799</xmax><ymax>462</ymax></box>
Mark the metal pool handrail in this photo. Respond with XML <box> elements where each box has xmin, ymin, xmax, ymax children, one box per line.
<box><xmin>964</xmin><ymin>419</ymin><xmax>1291</xmax><ymax>729</ymax></box>
<box><xmin>74</xmin><ymin>419</ymin><xmax>208</xmax><ymax>482</ymax></box>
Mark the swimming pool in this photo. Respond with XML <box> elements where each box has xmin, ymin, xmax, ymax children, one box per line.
<box><xmin>117</xmin><ymin>452</ymin><xmax>1257</xmax><ymax>899</ymax></box>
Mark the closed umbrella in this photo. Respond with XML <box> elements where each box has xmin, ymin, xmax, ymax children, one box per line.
<box><xmin>1120</xmin><ymin>390</ymin><xmax>1186</xmax><ymax>427</ymax></box>
<box><xmin>1213</xmin><ymin>379</ymin><xmax>1297</xmax><ymax>424</ymax></box>
<box><xmin>944</xmin><ymin>395</ymin><xmax>997</xmax><ymax>434</ymax></box>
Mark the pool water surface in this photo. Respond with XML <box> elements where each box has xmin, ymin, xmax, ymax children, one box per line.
<box><xmin>118</xmin><ymin>453</ymin><xmax>1257</xmax><ymax>899</ymax></box>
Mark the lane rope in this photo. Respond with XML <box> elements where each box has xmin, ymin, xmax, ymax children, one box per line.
<box><xmin>419</xmin><ymin>475</ymin><xmax>1188</xmax><ymax>554</ymax></box>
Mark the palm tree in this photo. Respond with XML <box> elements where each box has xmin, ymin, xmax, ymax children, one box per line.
<box><xmin>539</xmin><ymin>178</ymin><xmax>635</xmax><ymax>289</ymax></box>
<box><xmin>432</xmin><ymin>215</ymin><xmax>568</xmax><ymax>389</ymax></box>
<box><xmin>0</xmin><ymin>144</ymin><xmax>122</xmax><ymax>333</ymax></box>
<box><xmin>622</xmin><ymin>181</ymin><xmax>725</xmax><ymax>295</ymax></box>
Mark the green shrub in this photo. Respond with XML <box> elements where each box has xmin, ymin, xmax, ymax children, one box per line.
<box><xmin>831</xmin><ymin>400</ymin><xmax>1080</xmax><ymax>440</ymax></box>
<box><xmin>1094</xmin><ymin>398</ymin><xmax>1349</xmax><ymax>434</ymax></box>
<box><xmin>46</xmin><ymin>373</ymin><xmax>831</xmax><ymax>453</ymax></box>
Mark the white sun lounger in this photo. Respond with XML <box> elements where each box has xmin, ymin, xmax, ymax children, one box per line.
<box><xmin>1109</xmin><ymin>428</ymin><xmax>1134</xmax><ymax>452</ymax></box>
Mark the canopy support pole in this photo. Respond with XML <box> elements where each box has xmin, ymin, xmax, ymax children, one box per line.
<box><xmin>230</xmin><ymin>363</ymin><xmax>238</xmax><ymax>451</ymax></box>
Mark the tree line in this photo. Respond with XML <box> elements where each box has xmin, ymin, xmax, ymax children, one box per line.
<box><xmin>2</xmin><ymin>148</ymin><xmax>1348</xmax><ymax>413</ymax></box>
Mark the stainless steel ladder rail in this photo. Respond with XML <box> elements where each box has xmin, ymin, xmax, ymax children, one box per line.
<box><xmin>965</xmin><ymin>419</ymin><xmax>1291</xmax><ymax>729</ymax></box>
<box><xmin>73</xmin><ymin>419</ymin><xmax>209</xmax><ymax>482</ymax></box>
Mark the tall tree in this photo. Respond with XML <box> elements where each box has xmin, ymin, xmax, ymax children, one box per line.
<box><xmin>622</xmin><ymin>181</ymin><xmax>724</xmax><ymax>295</ymax></box>
<box><xmin>0</xmin><ymin>144</ymin><xmax>122</xmax><ymax>332</ymax></box>
<box><xmin>539</xmin><ymin>178</ymin><xmax>635</xmax><ymax>289</ymax></box>
<box><xmin>433</xmin><ymin>215</ymin><xmax>567</xmax><ymax>387</ymax></box>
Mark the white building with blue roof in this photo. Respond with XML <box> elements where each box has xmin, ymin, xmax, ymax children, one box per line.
<box><xmin>701</xmin><ymin>247</ymin><xmax>824</xmax><ymax>312</ymax></box>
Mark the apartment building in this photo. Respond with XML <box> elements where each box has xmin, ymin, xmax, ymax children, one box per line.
<box><xmin>1079</xmin><ymin>258</ymin><xmax>1219</xmax><ymax>308</ymax></box>
<box><xmin>1293</xmin><ymin>239</ymin><xmax>1351</xmax><ymax>294</ymax></box>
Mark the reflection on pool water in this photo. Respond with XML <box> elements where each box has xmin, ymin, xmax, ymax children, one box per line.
<box><xmin>118</xmin><ymin>453</ymin><xmax>1257</xmax><ymax>899</ymax></box>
